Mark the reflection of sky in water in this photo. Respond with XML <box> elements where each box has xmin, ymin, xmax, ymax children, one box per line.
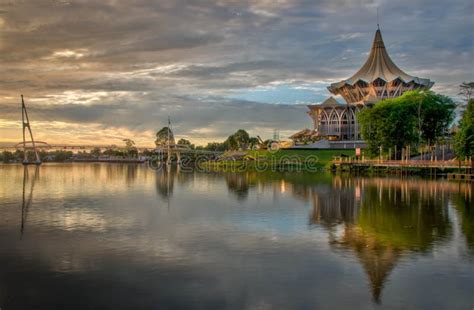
<box><xmin>0</xmin><ymin>164</ymin><xmax>473</xmax><ymax>309</ymax></box>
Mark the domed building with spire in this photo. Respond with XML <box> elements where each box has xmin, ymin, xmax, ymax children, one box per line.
<box><xmin>292</xmin><ymin>28</ymin><xmax>434</xmax><ymax>145</ymax></box>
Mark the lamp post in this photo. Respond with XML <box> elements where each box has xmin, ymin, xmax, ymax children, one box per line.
<box><xmin>167</xmin><ymin>116</ymin><xmax>171</xmax><ymax>165</ymax></box>
<box><xmin>418</xmin><ymin>97</ymin><xmax>422</xmax><ymax>159</ymax></box>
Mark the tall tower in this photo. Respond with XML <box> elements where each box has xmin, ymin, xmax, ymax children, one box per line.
<box><xmin>21</xmin><ymin>95</ymin><xmax>41</xmax><ymax>165</ymax></box>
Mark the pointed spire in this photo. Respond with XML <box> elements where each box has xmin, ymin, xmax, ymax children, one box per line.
<box><xmin>330</xmin><ymin>28</ymin><xmax>432</xmax><ymax>87</ymax></box>
<box><xmin>372</xmin><ymin>29</ymin><xmax>385</xmax><ymax>49</ymax></box>
<box><xmin>327</xmin><ymin>27</ymin><xmax>434</xmax><ymax>104</ymax></box>
<box><xmin>377</xmin><ymin>7</ymin><xmax>380</xmax><ymax>30</ymax></box>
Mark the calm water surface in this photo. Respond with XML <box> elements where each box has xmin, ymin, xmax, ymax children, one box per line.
<box><xmin>0</xmin><ymin>163</ymin><xmax>473</xmax><ymax>309</ymax></box>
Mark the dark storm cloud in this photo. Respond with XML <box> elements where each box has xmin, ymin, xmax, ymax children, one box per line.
<box><xmin>0</xmin><ymin>0</ymin><xmax>472</xmax><ymax>143</ymax></box>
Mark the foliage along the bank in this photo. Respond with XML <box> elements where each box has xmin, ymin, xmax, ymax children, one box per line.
<box><xmin>454</xmin><ymin>99</ymin><xmax>474</xmax><ymax>160</ymax></box>
<box><xmin>155</xmin><ymin>126</ymin><xmax>175</xmax><ymax>147</ymax></box>
<box><xmin>357</xmin><ymin>90</ymin><xmax>456</xmax><ymax>157</ymax></box>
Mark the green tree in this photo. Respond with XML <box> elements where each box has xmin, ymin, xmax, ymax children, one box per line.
<box><xmin>123</xmin><ymin>138</ymin><xmax>138</xmax><ymax>157</ymax></box>
<box><xmin>90</xmin><ymin>147</ymin><xmax>101</xmax><ymax>158</ymax></box>
<box><xmin>358</xmin><ymin>91</ymin><xmax>455</xmax><ymax>158</ymax></box>
<box><xmin>141</xmin><ymin>148</ymin><xmax>155</xmax><ymax>157</ymax></box>
<box><xmin>155</xmin><ymin>127</ymin><xmax>174</xmax><ymax>147</ymax></box>
<box><xmin>223</xmin><ymin>129</ymin><xmax>250</xmax><ymax>151</ymax></box>
<box><xmin>14</xmin><ymin>150</ymin><xmax>24</xmax><ymax>161</ymax></box>
<box><xmin>53</xmin><ymin>151</ymin><xmax>74</xmax><ymax>162</ymax></box>
<box><xmin>103</xmin><ymin>145</ymin><xmax>123</xmax><ymax>157</ymax></box>
<box><xmin>1</xmin><ymin>151</ymin><xmax>15</xmax><ymax>163</ymax></box>
<box><xmin>454</xmin><ymin>99</ymin><xmax>474</xmax><ymax>160</ymax></box>
<box><xmin>458</xmin><ymin>82</ymin><xmax>474</xmax><ymax>103</ymax></box>
<box><xmin>204</xmin><ymin>142</ymin><xmax>226</xmax><ymax>152</ymax></box>
<box><xmin>416</xmin><ymin>91</ymin><xmax>455</xmax><ymax>145</ymax></box>
<box><xmin>177</xmin><ymin>138</ymin><xmax>195</xmax><ymax>149</ymax></box>
<box><xmin>248</xmin><ymin>137</ymin><xmax>260</xmax><ymax>150</ymax></box>
<box><xmin>232</xmin><ymin>129</ymin><xmax>250</xmax><ymax>149</ymax></box>
<box><xmin>358</xmin><ymin>97</ymin><xmax>418</xmax><ymax>157</ymax></box>
<box><xmin>223</xmin><ymin>135</ymin><xmax>238</xmax><ymax>151</ymax></box>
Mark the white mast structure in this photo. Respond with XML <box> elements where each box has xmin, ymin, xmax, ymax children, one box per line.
<box><xmin>21</xmin><ymin>95</ymin><xmax>41</xmax><ymax>165</ymax></box>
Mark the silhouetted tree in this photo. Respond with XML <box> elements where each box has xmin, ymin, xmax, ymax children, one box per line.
<box><xmin>1</xmin><ymin>151</ymin><xmax>15</xmax><ymax>163</ymax></box>
<box><xmin>458</xmin><ymin>82</ymin><xmax>474</xmax><ymax>103</ymax></box>
<box><xmin>177</xmin><ymin>138</ymin><xmax>195</xmax><ymax>149</ymax></box>
<box><xmin>90</xmin><ymin>147</ymin><xmax>101</xmax><ymax>157</ymax></box>
<box><xmin>155</xmin><ymin>127</ymin><xmax>174</xmax><ymax>147</ymax></box>
<box><xmin>123</xmin><ymin>139</ymin><xmax>138</xmax><ymax>157</ymax></box>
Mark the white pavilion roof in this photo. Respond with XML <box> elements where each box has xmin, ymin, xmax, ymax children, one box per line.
<box><xmin>328</xmin><ymin>29</ymin><xmax>433</xmax><ymax>90</ymax></box>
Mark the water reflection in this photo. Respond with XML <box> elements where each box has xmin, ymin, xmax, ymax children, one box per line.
<box><xmin>314</xmin><ymin>178</ymin><xmax>453</xmax><ymax>302</ymax></box>
<box><xmin>21</xmin><ymin>166</ymin><xmax>39</xmax><ymax>238</ymax></box>
<box><xmin>225</xmin><ymin>172</ymin><xmax>253</xmax><ymax>200</ymax></box>
<box><xmin>2</xmin><ymin>165</ymin><xmax>472</xmax><ymax>309</ymax></box>
<box><xmin>105</xmin><ymin>164</ymin><xmax>139</xmax><ymax>185</ymax></box>
<box><xmin>125</xmin><ymin>164</ymin><xmax>138</xmax><ymax>185</ymax></box>
<box><xmin>156</xmin><ymin>166</ymin><xmax>174</xmax><ymax>199</ymax></box>
<box><xmin>452</xmin><ymin>188</ymin><xmax>474</xmax><ymax>254</ymax></box>
<box><xmin>220</xmin><ymin>172</ymin><xmax>472</xmax><ymax>303</ymax></box>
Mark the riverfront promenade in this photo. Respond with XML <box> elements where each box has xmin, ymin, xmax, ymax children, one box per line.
<box><xmin>333</xmin><ymin>158</ymin><xmax>473</xmax><ymax>180</ymax></box>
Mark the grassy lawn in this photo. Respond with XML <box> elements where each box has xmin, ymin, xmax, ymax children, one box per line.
<box><xmin>199</xmin><ymin>149</ymin><xmax>356</xmax><ymax>171</ymax></box>
<box><xmin>247</xmin><ymin>149</ymin><xmax>355</xmax><ymax>167</ymax></box>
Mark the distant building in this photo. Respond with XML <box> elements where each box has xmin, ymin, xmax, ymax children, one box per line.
<box><xmin>294</xmin><ymin>28</ymin><xmax>434</xmax><ymax>144</ymax></box>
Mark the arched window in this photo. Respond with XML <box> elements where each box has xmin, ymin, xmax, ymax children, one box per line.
<box><xmin>329</xmin><ymin>110</ymin><xmax>339</xmax><ymax>133</ymax></box>
<box><xmin>340</xmin><ymin>110</ymin><xmax>349</xmax><ymax>139</ymax></box>
<box><xmin>341</xmin><ymin>110</ymin><xmax>348</xmax><ymax>125</ymax></box>
<box><xmin>319</xmin><ymin>110</ymin><xmax>329</xmax><ymax>135</ymax></box>
<box><xmin>349</xmin><ymin>108</ymin><xmax>358</xmax><ymax>140</ymax></box>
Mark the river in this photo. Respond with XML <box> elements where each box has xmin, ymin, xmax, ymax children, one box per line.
<box><xmin>0</xmin><ymin>163</ymin><xmax>472</xmax><ymax>309</ymax></box>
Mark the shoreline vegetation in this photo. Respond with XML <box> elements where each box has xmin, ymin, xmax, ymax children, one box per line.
<box><xmin>1</xmin><ymin>90</ymin><xmax>472</xmax><ymax>177</ymax></box>
<box><xmin>197</xmin><ymin>149</ymin><xmax>355</xmax><ymax>171</ymax></box>
<box><xmin>1</xmin><ymin>147</ymin><xmax>471</xmax><ymax>180</ymax></box>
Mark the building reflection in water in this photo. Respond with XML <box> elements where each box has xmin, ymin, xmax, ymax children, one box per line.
<box><xmin>308</xmin><ymin>177</ymin><xmax>471</xmax><ymax>303</ymax></box>
<box><xmin>15</xmin><ymin>165</ymin><xmax>473</xmax><ymax>305</ymax></box>
<box><xmin>218</xmin><ymin>171</ymin><xmax>473</xmax><ymax>303</ymax></box>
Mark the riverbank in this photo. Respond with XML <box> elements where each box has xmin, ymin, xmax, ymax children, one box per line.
<box><xmin>199</xmin><ymin>149</ymin><xmax>355</xmax><ymax>171</ymax></box>
<box><xmin>333</xmin><ymin>158</ymin><xmax>473</xmax><ymax>180</ymax></box>
<box><xmin>73</xmin><ymin>158</ymin><xmax>146</xmax><ymax>163</ymax></box>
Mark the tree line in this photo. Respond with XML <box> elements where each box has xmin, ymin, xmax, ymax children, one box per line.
<box><xmin>0</xmin><ymin>139</ymin><xmax>154</xmax><ymax>163</ymax></box>
<box><xmin>2</xmin><ymin>84</ymin><xmax>472</xmax><ymax>163</ymax></box>
<box><xmin>357</xmin><ymin>85</ymin><xmax>473</xmax><ymax>160</ymax></box>
<box><xmin>155</xmin><ymin>128</ymin><xmax>266</xmax><ymax>152</ymax></box>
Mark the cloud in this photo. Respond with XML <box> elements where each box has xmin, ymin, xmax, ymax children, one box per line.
<box><xmin>0</xmin><ymin>94</ymin><xmax>309</xmax><ymax>145</ymax></box>
<box><xmin>0</xmin><ymin>0</ymin><xmax>472</xmax><ymax>144</ymax></box>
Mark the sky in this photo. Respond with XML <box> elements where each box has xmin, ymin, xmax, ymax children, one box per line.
<box><xmin>0</xmin><ymin>0</ymin><xmax>473</xmax><ymax>147</ymax></box>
